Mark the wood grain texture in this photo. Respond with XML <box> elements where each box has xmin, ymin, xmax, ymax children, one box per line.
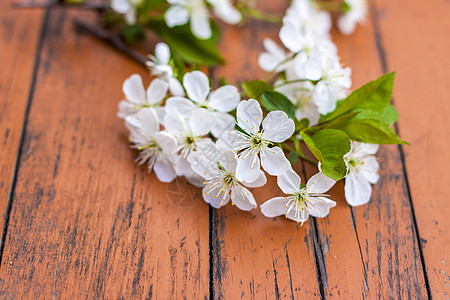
<box><xmin>0</xmin><ymin>8</ymin><xmax>209</xmax><ymax>298</ymax></box>
<box><xmin>307</xmin><ymin>14</ymin><xmax>428</xmax><ymax>298</ymax></box>
<box><xmin>0</xmin><ymin>0</ymin><xmax>44</xmax><ymax>237</ymax></box>
<box><xmin>373</xmin><ymin>0</ymin><xmax>450</xmax><ymax>297</ymax></box>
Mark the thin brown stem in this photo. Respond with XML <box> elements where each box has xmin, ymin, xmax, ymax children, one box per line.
<box><xmin>73</xmin><ymin>17</ymin><xmax>148</xmax><ymax>67</ymax></box>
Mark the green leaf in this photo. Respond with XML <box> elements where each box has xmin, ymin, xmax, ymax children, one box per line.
<box><xmin>295</xmin><ymin>118</ymin><xmax>309</xmax><ymax>131</ymax></box>
<box><xmin>321</xmin><ymin>72</ymin><xmax>396</xmax><ymax>123</ymax></box>
<box><xmin>141</xmin><ymin>0</ymin><xmax>166</xmax><ymax>10</ymax></box>
<box><xmin>341</xmin><ymin>119</ymin><xmax>409</xmax><ymax>145</ymax></box>
<box><xmin>242</xmin><ymin>80</ymin><xmax>273</xmax><ymax>99</ymax></box>
<box><xmin>148</xmin><ymin>21</ymin><xmax>223</xmax><ymax>66</ymax></box>
<box><xmin>300</xmin><ymin>129</ymin><xmax>351</xmax><ymax>180</ymax></box>
<box><xmin>353</xmin><ymin>104</ymin><xmax>399</xmax><ymax>125</ymax></box>
<box><xmin>289</xmin><ymin>151</ymin><xmax>298</xmax><ymax>164</ymax></box>
<box><xmin>122</xmin><ymin>24</ymin><xmax>145</xmax><ymax>44</ymax></box>
<box><xmin>260</xmin><ymin>91</ymin><xmax>296</xmax><ymax>119</ymax></box>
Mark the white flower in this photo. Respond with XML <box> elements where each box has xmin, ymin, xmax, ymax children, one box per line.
<box><xmin>344</xmin><ymin>142</ymin><xmax>379</xmax><ymax>206</ymax></box>
<box><xmin>188</xmin><ymin>145</ymin><xmax>266</xmax><ymax>210</ymax></box>
<box><xmin>118</xmin><ymin>75</ymin><xmax>168</xmax><ymax>119</ymax></box>
<box><xmin>275</xmin><ymin>81</ymin><xmax>320</xmax><ymax>125</ymax></box>
<box><xmin>299</xmin><ymin>57</ymin><xmax>351</xmax><ymax>115</ymax></box>
<box><xmin>125</xmin><ymin>108</ymin><xmax>177</xmax><ymax>182</ymax></box>
<box><xmin>337</xmin><ymin>0</ymin><xmax>367</xmax><ymax>35</ymax></box>
<box><xmin>218</xmin><ymin>99</ymin><xmax>294</xmax><ymax>183</ymax></box>
<box><xmin>165</xmin><ymin>0</ymin><xmax>212</xmax><ymax>39</ymax></box>
<box><xmin>258</xmin><ymin>38</ymin><xmax>291</xmax><ymax>72</ymax></box>
<box><xmin>261</xmin><ymin>169</ymin><xmax>336</xmax><ymax>223</ymax></box>
<box><xmin>208</xmin><ymin>0</ymin><xmax>242</xmax><ymax>25</ymax></box>
<box><xmin>282</xmin><ymin>0</ymin><xmax>332</xmax><ymax>39</ymax></box>
<box><xmin>111</xmin><ymin>0</ymin><xmax>142</xmax><ymax>24</ymax></box>
<box><xmin>165</xmin><ymin>70</ymin><xmax>240</xmax><ymax>137</ymax></box>
<box><xmin>146</xmin><ymin>42</ymin><xmax>185</xmax><ymax>97</ymax></box>
<box><xmin>163</xmin><ymin>112</ymin><xmax>214</xmax><ymax>186</ymax></box>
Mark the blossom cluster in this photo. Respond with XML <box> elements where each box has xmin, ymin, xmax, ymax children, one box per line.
<box><xmin>117</xmin><ymin>0</ymin><xmax>395</xmax><ymax>224</ymax></box>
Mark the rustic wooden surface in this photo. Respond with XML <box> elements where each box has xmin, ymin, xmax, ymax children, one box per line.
<box><xmin>0</xmin><ymin>0</ymin><xmax>449</xmax><ymax>298</ymax></box>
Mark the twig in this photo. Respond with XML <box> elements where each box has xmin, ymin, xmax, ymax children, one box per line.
<box><xmin>13</xmin><ymin>0</ymin><xmax>110</xmax><ymax>9</ymax></box>
<box><xmin>73</xmin><ymin>17</ymin><xmax>147</xmax><ymax>67</ymax></box>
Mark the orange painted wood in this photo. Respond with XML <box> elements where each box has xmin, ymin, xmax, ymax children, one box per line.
<box><xmin>0</xmin><ymin>1</ymin><xmax>44</xmax><ymax>234</ymax></box>
<box><xmin>373</xmin><ymin>0</ymin><xmax>450</xmax><ymax>297</ymax></box>
<box><xmin>0</xmin><ymin>9</ymin><xmax>209</xmax><ymax>298</ymax></box>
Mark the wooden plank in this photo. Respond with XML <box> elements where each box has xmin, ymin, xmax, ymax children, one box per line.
<box><xmin>211</xmin><ymin>4</ymin><xmax>323</xmax><ymax>298</ymax></box>
<box><xmin>0</xmin><ymin>0</ymin><xmax>44</xmax><ymax>239</ymax></box>
<box><xmin>0</xmin><ymin>8</ymin><xmax>209</xmax><ymax>298</ymax></box>
<box><xmin>373</xmin><ymin>0</ymin><xmax>450</xmax><ymax>297</ymax></box>
<box><xmin>311</xmin><ymin>9</ymin><xmax>428</xmax><ymax>299</ymax></box>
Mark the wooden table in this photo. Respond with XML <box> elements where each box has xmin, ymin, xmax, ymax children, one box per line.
<box><xmin>1</xmin><ymin>0</ymin><xmax>449</xmax><ymax>298</ymax></box>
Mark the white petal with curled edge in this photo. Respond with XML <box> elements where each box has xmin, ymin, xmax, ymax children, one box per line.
<box><xmin>164</xmin><ymin>97</ymin><xmax>196</xmax><ymax>117</ymax></box>
<box><xmin>264</xmin><ymin>38</ymin><xmax>286</xmax><ymax>62</ymax></box>
<box><xmin>127</xmin><ymin>107</ymin><xmax>159</xmax><ymax>136</ymax></box>
<box><xmin>258</xmin><ymin>53</ymin><xmax>279</xmax><ymax>72</ymax></box>
<box><xmin>279</xmin><ymin>22</ymin><xmax>301</xmax><ymax>53</ymax></box>
<box><xmin>313</xmin><ymin>81</ymin><xmax>336</xmax><ymax>115</ymax></box>
<box><xmin>155</xmin><ymin>42</ymin><xmax>171</xmax><ymax>65</ymax></box>
<box><xmin>260</xmin><ymin>146</ymin><xmax>290</xmax><ymax>176</ymax></box>
<box><xmin>163</xmin><ymin>112</ymin><xmax>186</xmax><ymax>132</ymax></box>
<box><xmin>123</xmin><ymin>74</ymin><xmax>146</xmax><ymax>105</ymax></box>
<box><xmin>146</xmin><ymin>78</ymin><xmax>169</xmax><ymax>105</ymax></box>
<box><xmin>125</xmin><ymin>8</ymin><xmax>136</xmax><ymax>24</ymax></box>
<box><xmin>236</xmin><ymin>99</ymin><xmax>263</xmax><ymax>134</ymax></box>
<box><xmin>355</xmin><ymin>142</ymin><xmax>379</xmax><ymax>156</ymax></box>
<box><xmin>307</xmin><ymin>172</ymin><xmax>336</xmax><ymax>194</ymax></box>
<box><xmin>217</xmin><ymin>147</ymin><xmax>237</xmax><ymax>172</ymax></box>
<box><xmin>187</xmin><ymin>151</ymin><xmax>220</xmax><ymax>180</ymax></box>
<box><xmin>243</xmin><ymin>170</ymin><xmax>267</xmax><ymax>188</ymax></box>
<box><xmin>277</xmin><ymin>168</ymin><xmax>301</xmax><ymax>194</ymax></box>
<box><xmin>210</xmin><ymin>112</ymin><xmax>235</xmax><ymax>138</ymax></box>
<box><xmin>190</xmin><ymin>8</ymin><xmax>212</xmax><ymax>39</ymax></box>
<box><xmin>165</xmin><ymin>6</ymin><xmax>189</xmax><ymax>27</ymax></box>
<box><xmin>308</xmin><ymin>196</ymin><xmax>336</xmax><ymax>218</ymax></box>
<box><xmin>260</xmin><ymin>197</ymin><xmax>289</xmax><ymax>218</ymax></box>
<box><xmin>344</xmin><ymin>171</ymin><xmax>372</xmax><ymax>206</ymax></box>
<box><xmin>111</xmin><ymin>0</ymin><xmax>130</xmax><ymax>14</ymax></box>
<box><xmin>154</xmin><ymin>131</ymin><xmax>177</xmax><ymax>154</ymax></box>
<box><xmin>208</xmin><ymin>85</ymin><xmax>240</xmax><ymax>112</ymax></box>
<box><xmin>183</xmin><ymin>71</ymin><xmax>210</xmax><ymax>103</ymax></box>
<box><xmin>153</xmin><ymin>156</ymin><xmax>176</xmax><ymax>182</ymax></box>
<box><xmin>261</xmin><ymin>111</ymin><xmax>295</xmax><ymax>143</ymax></box>
<box><xmin>168</xmin><ymin>77</ymin><xmax>185</xmax><ymax>97</ymax></box>
<box><xmin>230</xmin><ymin>186</ymin><xmax>257</xmax><ymax>211</ymax></box>
<box><xmin>210</xmin><ymin>0</ymin><xmax>242</xmax><ymax>24</ymax></box>
<box><xmin>235</xmin><ymin>148</ymin><xmax>260</xmax><ymax>183</ymax></box>
<box><xmin>202</xmin><ymin>182</ymin><xmax>230</xmax><ymax>208</ymax></box>
<box><xmin>337</xmin><ymin>14</ymin><xmax>356</xmax><ymax>35</ymax></box>
<box><xmin>190</xmin><ymin>108</ymin><xmax>216</xmax><ymax>136</ymax></box>
<box><xmin>360</xmin><ymin>156</ymin><xmax>380</xmax><ymax>184</ymax></box>
<box><xmin>174</xmin><ymin>156</ymin><xmax>193</xmax><ymax>176</ymax></box>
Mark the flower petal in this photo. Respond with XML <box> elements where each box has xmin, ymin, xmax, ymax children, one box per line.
<box><xmin>155</xmin><ymin>42</ymin><xmax>171</xmax><ymax>65</ymax></box>
<box><xmin>243</xmin><ymin>170</ymin><xmax>267</xmax><ymax>188</ymax></box>
<box><xmin>208</xmin><ymin>85</ymin><xmax>240</xmax><ymax>112</ymax></box>
<box><xmin>118</xmin><ymin>100</ymin><xmax>136</xmax><ymax>119</ymax></box>
<box><xmin>154</xmin><ymin>131</ymin><xmax>177</xmax><ymax>154</ymax></box>
<box><xmin>236</xmin><ymin>148</ymin><xmax>260</xmax><ymax>182</ymax></box>
<box><xmin>210</xmin><ymin>112</ymin><xmax>236</xmax><ymax>138</ymax></box>
<box><xmin>260</xmin><ymin>197</ymin><xmax>289</xmax><ymax>217</ymax></box>
<box><xmin>165</xmin><ymin>97</ymin><xmax>196</xmax><ymax>117</ymax></box>
<box><xmin>230</xmin><ymin>185</ymin><xmax>257</xmax><ymax>211</ymax></box>
<box><xmin>260</xmin><ymin>146</ymin><xmax>290</xmax><ymax>176</ymax></box>
<box><xmin>183</xmin><ymin>71</ymin><xmax>210</xmax><ymax>103</ymax></box>
<box><xmin>146</xmin><ymin>78</ymin><xmax>169</xmax><ymax>105</ymax></box>
<box><xmin>279</xmin><ymin>22</ymin><xmax>301</xmax><ymax>53</ymax></box>
<box><xmin>344</xmin><ymin>171</ymin><xmax>372</xmax><ymax>206</ymax></box>
<box><xmin>202</xmin><ymin>182</ymin><xmax>230</xmax><ymax>208</ymax></box>
<box><xmin>190</xmin><ymin>7</ymin><xmax>212</xmax><ymax>39</ymax></box>
<box><xmin>190</xmin><ymin>108</ymin><xmax>216</xmax><ymax>136</ymax></box>
<box><xmin>123</xmin><ymin>74</ymin><xmax>146</xmax><ymax>105</ymax></box>
<box><xmin>261</xmin><ymin>111</ymin><xmax>295</xmax><ymax>143</ymax></box>
<box><xmin>308</xmin><ymin>196</ymin><xmax>336</xmax><ymax>218</ymax></box>
<box><xmin>307</xmin><ymin>172</ymin><xmax>336</xmax><ymax>194</ymax></box>
<box><xmin>165</xmin><ymin>6</ymin><xmax>189</xmax><ymax>27</ymax></box>
<box><xmin>125</xmin><ymin>107</ymin><xmax>159</xmax><ymax>136</ymax></box>
<box><xmin>236</xmin><ymin>99</ymin><xmax>262</xmax><ymax>134</ymax></box>
<box><xmin>153</xmin><ymin>156</ymin><xmax>176</xmax><ymax>182</ymax></box>
<box><xmin>168</xmin><ymin>77</ymin><xmax>186</xmax><ymax>97</ymax></box>
<box><xmin>277</xmin><ymin>168</ymin><xmax>301</xmax><ymax>194</ymax></box>
<box><xmin>111</xmin><ymin>0</ymin><xmax>130</xmax><ymax>14</ymax></box>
